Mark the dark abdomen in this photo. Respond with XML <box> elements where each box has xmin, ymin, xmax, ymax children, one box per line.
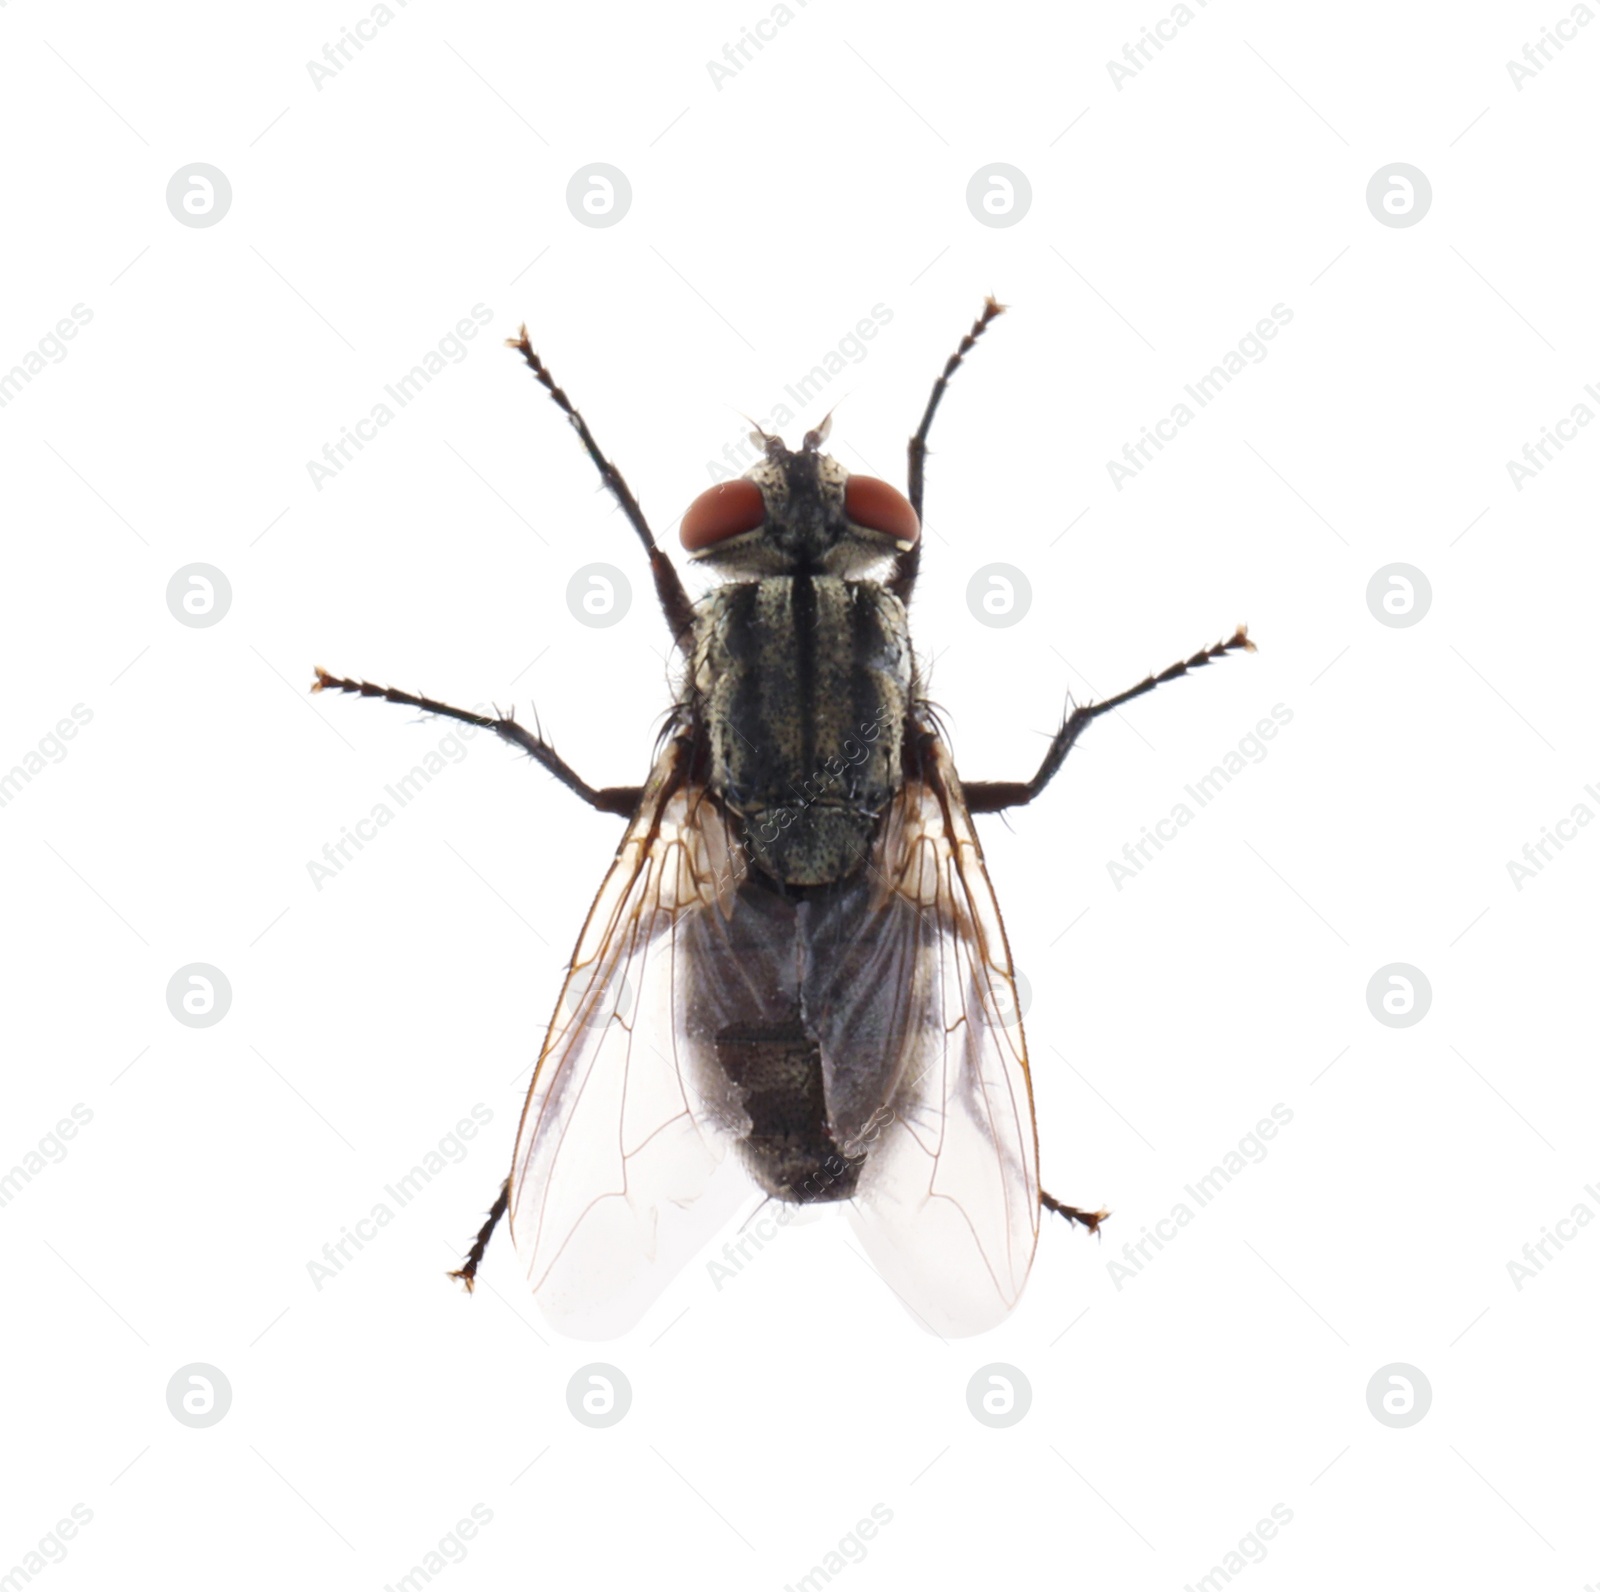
<box><xmin>683</xmin><ymin>874</ymin><xmax>897</xmax><ymax>1203</ymax></box>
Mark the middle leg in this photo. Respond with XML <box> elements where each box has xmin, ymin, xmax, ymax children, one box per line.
<box><xmin>312</xmin><ymin>669</ymin><xmax>641</xmax><ymax>816</ymax></box>
<box><xmin>964</xmin><ymin>626</ymin><xmax>1254</xmax><ymax>814</ymax></box>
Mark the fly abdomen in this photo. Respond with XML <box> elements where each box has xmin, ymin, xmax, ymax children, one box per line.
<box><xmin>713</xmin><ymin>1020</ymin><xmax>863</xmax><ymax>1203</ymax></box>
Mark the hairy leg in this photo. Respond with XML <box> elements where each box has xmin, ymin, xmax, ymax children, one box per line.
<box><xmin>1041</xmin><ymin>1189</ymin><xmax>1109</xmax><ymax>1235</ymax></box>
<box><xmin>448</xmin><ymin>1179</ymin><xmax>510</xmax><ymax>1291</ymax></box>
<box><xmin>312</xmin><ymin>669</ymin><xmax>640</xmax><ymax>816</ymax></box>
<box><xmin>506</xmin><ymin>326</ymin><xmax>696</xmax><ymax>650</ymax></box>
<box><xmin>890</xmin><ymin>296</ymin><xmax>1007</xmax><ymax>606</ymax></box>
<box><xmin>964</xmin><ymin>627</ymin><xmax>1255</xmax><ymax>813</ymax></box>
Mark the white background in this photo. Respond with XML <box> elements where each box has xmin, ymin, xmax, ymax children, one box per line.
<box><xmin>3</xmin><ymin>1</ymin><xmax>1597</xmax><ymax>1588</ymax></box>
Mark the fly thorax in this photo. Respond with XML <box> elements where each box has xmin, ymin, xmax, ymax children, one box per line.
<box><xmin>692</xmin><ymin>575</ymin><xmax>911</xmax><ymax>886</ymax></box>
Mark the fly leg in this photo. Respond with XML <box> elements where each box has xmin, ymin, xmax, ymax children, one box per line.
<box><xmin>311</xmin><ymin>669</ymin><xmax>641</xmax><ymax>816</ymax></box>
<box><xmin>506</xmin><ymin>325</ymin><xmax>696</xmax><ymax>652</ymax></box>
<box><xmin>448</xmin><ymin>1178</ymin><xmax>510</xmax><ymax>1291</ymax></box>
<box><xmin>963</xmin><ymin>626</ymin><xmax>1255</xmax><ymax>814</ymax></box>
<box><xmin>1041</xmin><ymin>1190</ymin><xmax>1109</xmax><ymax>1235</ymax></box>
<box><xmin>890</xmin><ymin>296</ymin><xmax>1008</xmax><ymax>606</ymax></box>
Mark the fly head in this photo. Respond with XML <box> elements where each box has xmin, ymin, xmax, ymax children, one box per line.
<box><xmin>679</xmin><ymin>417</ymin><xmax>920</xmax><ymax>580</ymax></box>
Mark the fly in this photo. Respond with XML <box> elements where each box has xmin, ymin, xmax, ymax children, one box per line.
<box><xmin>313</xmin><ymin>298</ymin><xmax>1253</xmax><ymax>1337</ymax></box>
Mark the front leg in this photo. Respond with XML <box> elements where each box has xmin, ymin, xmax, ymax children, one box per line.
<box><xmin>891</xmin><ymin>296</ymin><xmax>1007</xmax><ymax>607</ymax></box>
<box><xmin>312</xmin><ymin>669</ymin><xmax>641</xmax><ymax>816</ymax></box>
<box><xmin>506</xmin><ymin>328</ymin><xmax>697</xmax><ymax>652</ymax></box>
<box><xmin>964</xmin><ymin>626</ymin><xmax>1253</xmax><ymax>814</ymax></box>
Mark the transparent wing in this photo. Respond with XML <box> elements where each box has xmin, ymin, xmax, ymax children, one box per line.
<box><xmin>840</xmin><ymin>733</ymin><xmax>1041</xmax><ymax>1337</ymax></box>
<box><xmin>507</xmin><ymin>736</ymin><xmax>755</xmax><ymax>1339</ymax></box>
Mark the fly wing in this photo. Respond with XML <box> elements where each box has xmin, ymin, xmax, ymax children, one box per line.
<box><xmin>507</xmin><ymin>735</ymin><xmax>754</xmax><ymax>1338</ymax></box>
<box><xmin>833</xmin><ymin>732</ymin><xmax>1041</xmax><ymax>1337</ymax></box>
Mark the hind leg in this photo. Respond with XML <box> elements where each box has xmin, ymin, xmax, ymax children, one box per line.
<box><xmin>1041</xmin><ymin>1189</ymin><xmax>1109</xmax><ymax>1235</ymax></box>
<box><xmin>448</xmin><ymin>1178</ymin><xmax>510</xmax><ymax>1290</ymax></box>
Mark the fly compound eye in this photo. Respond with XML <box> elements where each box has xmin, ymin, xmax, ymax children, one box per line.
<box><xmin>844</xmin><ymin>476</ymin><xmax>920</xmax><ymax>547</ymax></box>
<box><xmin>680</xmin><ymin>478</ymin><xmax>766</xmax><ymax>552</ymax></box>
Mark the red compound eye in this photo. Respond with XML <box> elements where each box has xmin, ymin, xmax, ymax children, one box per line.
<box><xmin>680</xmin><ymin>478</ymin><xmax>766</xmax><ymax>551</ymax></box>
<box><xmin>844</xmin><ymin>476</ymin><xmax>920</xmax><ymax>544</ymax></box>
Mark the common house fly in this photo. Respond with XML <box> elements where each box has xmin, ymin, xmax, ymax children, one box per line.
<box><xmin>313</xmin><ymin>298</ymin><xmax>1252</xmax><ymax>1337</ymax></box>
